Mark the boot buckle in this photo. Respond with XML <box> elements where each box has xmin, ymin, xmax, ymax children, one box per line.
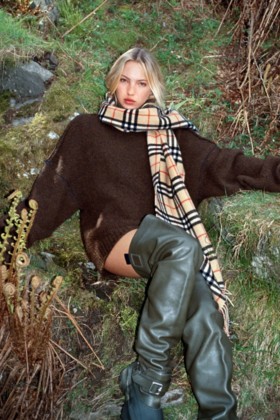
<box><xmin>149</xmin><ymin>381</ymin><xmax>163</xmax><ymax>395</ymax></box>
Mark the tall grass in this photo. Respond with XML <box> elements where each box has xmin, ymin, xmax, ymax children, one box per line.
<box><xmin>0</xmin><ymin>9</ymin><xmax>47</xmax><ymax>62</ymax></box>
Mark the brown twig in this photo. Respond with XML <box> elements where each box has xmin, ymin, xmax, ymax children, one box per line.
<box><xmin>54</xmin><ymin>295</ymin><xmax>105</xmax><ymax>370</ymax></box>
<box><xmin>50</xmin><ymin>339</ymin><xmax>89</xmax><ymax>370</ymax></box>
<box><xmin>214</xmin><ymin>0</ymin><xmax>235</xmax><ymax>37</ymax></box>
<box><xmin>62</xmin><ymin>0</ymin><xmax>108</xmax><ymax>38</ymax></box>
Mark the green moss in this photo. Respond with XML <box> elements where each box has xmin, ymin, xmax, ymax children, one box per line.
<box><xmin>41</xmin><ymin>78</ymin><xmax>78</xmax><ymax>121</ymax></box>
<box><xmin>0</xmin><ymin>91</ymin><xmax>12</xmax><ymax>115</ymax></box>
<box><xmin>163</xmin><ymin>395</ymin><xmax>198</xmax><ymax>419</ymax></box>
<box><xmin>15</xmin><ymin>101</ymin><xmax>41</xmax><ymax>119</ymax></box>
<box><xmin>119</xmin><ymin>306</ymin><xmax>138</xmax><ymax>338</ymax></box>
<box><xmin>0</xmin><ymin>113</ymin><xmax>54</xmax><ymax>199</ymax></box>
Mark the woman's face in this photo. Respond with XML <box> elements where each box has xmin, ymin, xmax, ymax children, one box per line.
<box><xmin>115</xmin><ymin>61</ymin><xmax>152</xmax><ymax>109</ymax></box>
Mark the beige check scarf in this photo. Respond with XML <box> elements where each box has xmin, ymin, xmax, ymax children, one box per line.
<box><xmin>99</xmin><ymin>97</ymin><xmax>229</xmax><ymax>331</ymax></box>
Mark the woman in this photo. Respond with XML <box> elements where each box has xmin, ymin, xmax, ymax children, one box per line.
<box><xmin>6</xmin><ymin>48</ymin><xmax>280</xmax><ymax>419</ymax></box>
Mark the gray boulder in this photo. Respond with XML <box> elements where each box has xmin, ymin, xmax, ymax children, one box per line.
<box><xmin>21</xmin><ymin>61</ymin><xmax>54</xmax><ymax>82</ymax></box>
<box><xmin>0</xmin><ymin>61</ymin><xmax>54</xmax><ymax>100</ymax></box>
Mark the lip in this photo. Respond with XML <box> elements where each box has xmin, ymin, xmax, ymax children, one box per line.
<box><xmin>124</xmin><ymin>98</ymin><xmax>136</xmax><ymax>104</ymax></box>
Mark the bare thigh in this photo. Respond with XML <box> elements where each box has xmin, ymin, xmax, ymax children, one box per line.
<box><xmin>104</xmin><ymin>229</ymin><xmax>140</xmax><ymax>278</ymax></box>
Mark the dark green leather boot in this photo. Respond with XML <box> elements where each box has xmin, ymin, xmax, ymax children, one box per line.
<box><xmin>183</xmin><ymin>274</ymin><xmax>238</xmax><ymax>419</ymax></box>
<box><xmin>120</xmin><ymin>214</ymin><xmax>237</xmax><ymax>419</ymax></box>
<box><xmin>120</xmin><ymin>214</ymin><xmax>204</xmax><ymax>419</ymax></box>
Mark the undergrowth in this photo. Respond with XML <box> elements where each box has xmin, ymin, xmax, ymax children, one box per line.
<box><xmin>0</xmin><ymin>8</ymin><xmax>47</xmax><ymax>61</ymax></box>
<box><xmin>0</xmin><ymin>1</ymin><xmax>279</xmax><ymax>418</ymax></box>
<box><xmin>201</xmin><ymin>191</ymin><xmax>280</xmax><ymax>418</ymax></box>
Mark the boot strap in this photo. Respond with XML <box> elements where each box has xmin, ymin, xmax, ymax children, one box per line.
<box><xmin>132</xmin><ymin>370</ymin><xmax>169</xmax><ymax>396</ymax></box>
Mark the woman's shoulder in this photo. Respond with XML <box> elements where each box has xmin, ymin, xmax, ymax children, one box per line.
<box><xmin>63</xmin><ymin>113</ymin><xmax>108</xmax><ymax>136</ymax></box>
<box><xmin>68</xmin><ymin>112</ymin><xmax>100</xmax><ymax>126</ymax></box>
<box><xmin>175</xmin><ymin>126</ymin><xmax>217</xmax><ymax>152</ymax></box>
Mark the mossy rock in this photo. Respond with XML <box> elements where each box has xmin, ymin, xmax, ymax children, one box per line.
<box><xmin>200</xmin><ymin>191</ymin><xmax>280</xmax><ymax>287</ymax></box>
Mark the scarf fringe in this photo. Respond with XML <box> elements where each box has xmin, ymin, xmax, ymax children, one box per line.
<box><xmin>215</xmin><ymin>287</ymin><xmax>233</xmax><ymax>336</ymax></box>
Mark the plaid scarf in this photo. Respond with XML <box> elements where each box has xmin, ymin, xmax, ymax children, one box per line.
<box><xmin>99</xmin><ymin>97</ymin><xmax>229</xmax><ymax>330</ymax></box>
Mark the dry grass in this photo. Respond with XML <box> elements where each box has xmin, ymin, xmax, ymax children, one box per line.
<box><xmin>0</xmin><ymin>191</ymin><xmax>104</xmax><ymax>419</ymax></box>
<box><xmin>215</xmin><ymin>0</ymin><xmax>280</xmax><ymax>153</ymax></box>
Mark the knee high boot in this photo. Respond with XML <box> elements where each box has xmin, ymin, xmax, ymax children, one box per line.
<box><xmin>120</xmin><ymin>214</ymin><xmax>204</xmax><ymax>419</ymax></box>
<box><xmin>183</xmin><ymin>274</ymin><xmax>238</xmax><ymax>419</ymax></box>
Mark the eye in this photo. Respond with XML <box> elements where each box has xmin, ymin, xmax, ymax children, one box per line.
<box><xmin>139</xmin><ymin>81</ymin><xmax>147</xmax><ymax>87</ymax></box>
<box><xmin>120</xmin><ymin>77</ymin><xmax>127</xmax><ymax>83</ymax></box>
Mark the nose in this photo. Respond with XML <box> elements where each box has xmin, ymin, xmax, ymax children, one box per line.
<box><xmin>127</xmin><ymin>82</ymin><xmax>135</xmax><ymax>96</ymax></box>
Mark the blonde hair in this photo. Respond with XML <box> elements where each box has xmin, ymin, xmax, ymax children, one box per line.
<box><xmin>106</xmin><ymin>48</ymin><xmax>165</xmax><ymax>107</ymax></box>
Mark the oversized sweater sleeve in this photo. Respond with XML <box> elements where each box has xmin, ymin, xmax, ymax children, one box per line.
<box><xmin>26</xmin><ymin>117</ymin><xmax>83</xmax><ymax>247</ymax></box>
<box><xmin>198</xmin><ymin>142</ymin><xmax>280</xmax><ymax>201</ymax></box>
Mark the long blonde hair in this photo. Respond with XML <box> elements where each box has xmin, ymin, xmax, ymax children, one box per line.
<box><xmin>106</xmin><ymin>48</ymin><xmax>165</xmax><ymax>107</ymax></box>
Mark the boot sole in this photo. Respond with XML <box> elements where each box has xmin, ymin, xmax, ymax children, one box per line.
<box><xmin>120</xmin><ymin>402</ymin><xmax>130</xmax><ymax>420</ymax></box>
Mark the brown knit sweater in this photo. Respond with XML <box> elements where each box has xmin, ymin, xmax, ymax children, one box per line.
<box><xmin>23</xmin><ymin>114</ymin><xmax>280</xmax><ymax>272</ymax></box>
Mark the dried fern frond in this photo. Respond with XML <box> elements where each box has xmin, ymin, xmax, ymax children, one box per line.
<box><xmin>0</xmin><ymin>191</ymin><xmax>104</xmax><ymax>418</ymax></box>
<box><xmin>0</xmin><ymin>192</ymin><xmax>65</xmax><ymax>419</ymax></box>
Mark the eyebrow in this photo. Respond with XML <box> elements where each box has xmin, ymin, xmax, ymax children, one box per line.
<box><xmin>120</xmin><ymin>74</ymin><xmax>148</xmax><ymax>82</ymax></box>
